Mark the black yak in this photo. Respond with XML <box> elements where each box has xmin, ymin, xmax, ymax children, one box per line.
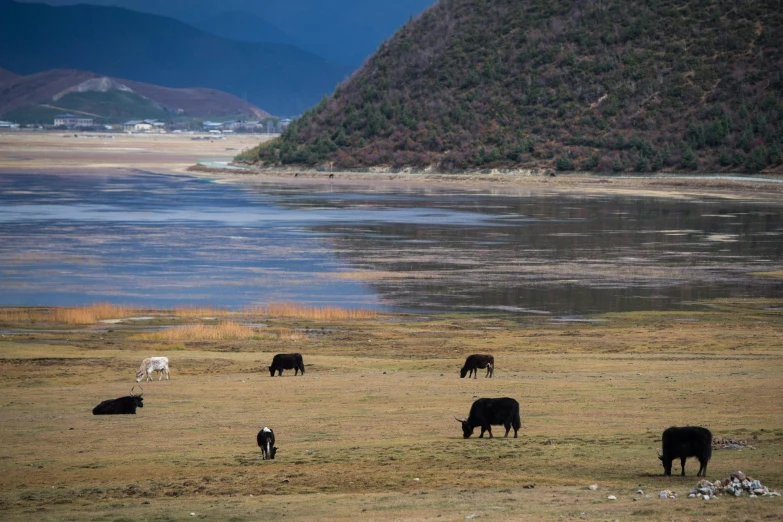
<box><xmin>269</xmin><ymin>353</ymin><xmax>305</xmax><ymax>376</ymax></box>
<box><xmin>257</xmin><ymin>427</ymin><xmax>277</xmax><ymax>460</ymax></box>
<box><xmin>460</xmin><ymin>354</ymin><xmax>494</xmax><ymax>379</ymax></box>
<box><xmin>659</xmin><ymin>426</ymin><xmax>712</xmax><ymax>476</ymax></box>
<box><xmin>456</xmin><ymin>397</ymin><xmax>521</xmax><ymax>439</ymax></box>
<box><xmin>92</xmin><ymin>387</ymin><xmax>144</xmax><ymax>415</ymax></box>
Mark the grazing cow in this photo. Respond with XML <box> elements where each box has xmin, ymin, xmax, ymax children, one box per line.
<box><xmin>257</xmin><ymin>427</ymin><xmax>277</xmax><ymax>460</ymax></box>
<box><xmin>658</xmin><ymin>426</ymin><xmax>712</xmax><ymax>477</ymax></box>
<box><xmin>460</xmin><ymin>354</ymin><xmax>494</xmax><ymax>379</ymax></box>
<box><xmin>455</xmin><ymin>397</ymin><xmax>521</xmax><ymax>439</ymax></box>
<box><xmin>93</xmin><ymin>386</ymin><xmax>144</xmax><ymax>415</ymax></box>
<box><xmin>136</xmin><ymin>356</ymin><xmax>170</xmax><ymax>382</ymax></box>
<box><xmin>269</xmin><ymin>353</ymin><xmax>305</xmax><ymax>376</ymax></box>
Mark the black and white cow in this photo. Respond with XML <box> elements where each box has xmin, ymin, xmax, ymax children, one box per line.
<box><xmin>460</xmin><ymin>354</ymin><xmax>494</xmax><ymax>379</ymax></box>
<box><xmin>257</xmin><ymin>427</ymin><xmax>277</xmax><ymax>460</ymax></box>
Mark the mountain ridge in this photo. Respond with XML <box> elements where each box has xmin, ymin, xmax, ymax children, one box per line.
<box><xmin>0</xmin><ymin>0</ymin><xmax>351</xmax><ymax>115</ymax></box>
<box><xmin>243</xmin><ymin>0</ymin><xmax>783</xmax><ymax>173</ymax></box>
<box><xmin>0</xmin><ymin>68</ymin><xmax>270</xmax><ymax>122</ymax></box>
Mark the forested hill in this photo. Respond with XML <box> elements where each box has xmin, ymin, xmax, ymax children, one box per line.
<box><xmin>242</xmin><ymin>0</ymin><xmax>783</xmax><ymax>173</ymax></box>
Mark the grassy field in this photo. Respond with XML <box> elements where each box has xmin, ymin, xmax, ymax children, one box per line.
<box><xmin>0</xmin><ymin>300</ymin><xmax>782</xmax><ymax>521</ymax></box>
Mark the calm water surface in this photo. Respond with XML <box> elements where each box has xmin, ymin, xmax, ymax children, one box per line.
<box><xmin>0</xmin><ymin>172</ymin><xmax>781</xmax><ymax>314</ymax></box>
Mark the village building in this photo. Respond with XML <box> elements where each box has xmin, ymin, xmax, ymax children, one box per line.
<box><xmin>54</xmin><ymin>114</ymin><xmax>94</xmax><ymax>128</ymax></box>
<box><xmin>123</xmin><ymin>119</ymin><xmax>166</xmax><ymax>132</ymax></box>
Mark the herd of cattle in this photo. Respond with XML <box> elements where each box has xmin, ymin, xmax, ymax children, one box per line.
<box><xmin>93</xmin><ymin>352</ymin><xmax>714</xmax><ymax>476</ymax></box>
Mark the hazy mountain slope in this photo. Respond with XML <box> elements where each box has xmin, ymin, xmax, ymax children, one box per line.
<box><xmin>0</xmin><ymin>1</ymin><xmax>351</xmax><ymax>115</ymax></box>
<box><xmin>103</xmin><ymin>0</ymin><xmax>435</xmax><ymax>67</ymax></box>
<box><xmin>0</xmin><ymin>69</ymin><xmax>270</xmax><ymax>122</ymax></box>
<box><xmin>190</xmin><ymin>11</ymin><xmax>296</xmax><ymax>46</ymax></box>
<box><xmin>0</xmin><ymin>66</ymin><xmax>20</xmax><ymax>85</ymax></box>
<box><xmin>244</xmin><ymin>0</ymin><xmax>783</xmax><ymax>173</ymax></box>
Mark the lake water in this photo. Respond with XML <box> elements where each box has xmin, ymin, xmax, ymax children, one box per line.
<box><xmin>0</xmin><ymin>172</ymin><xmax>781</xmax><ymax>315</ymax></box>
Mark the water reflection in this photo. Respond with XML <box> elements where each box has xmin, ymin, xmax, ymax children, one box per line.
<box><xmin>0</xmin><ymin>173</ymin><xmax>781</xmax><ymax>314</ymax></box>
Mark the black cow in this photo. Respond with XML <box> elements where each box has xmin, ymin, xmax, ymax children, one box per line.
<box><xmin>460</xmin><ymin>354</ymin><xmax>494</xmax><ymax>379</ymax></box>
<box><xmin>269</xmin><ymin>353</ymin><xmax>305</xmax><ymax>376</ymax></box>
<box><xmin>659</xmin><ymin>426</ymin><xmax>712</xmax><ymax>477</ymax></box>
<box><xmin>257</xmin><ymin>427</ymin><xmax>277</xmax><ymax>460</ymax></box>
<box><xmin>455</xmin><ymin>397</ymin><xmax>521</xmax><ymax>439</ymax></box>
<box><xmin>92</xmin><ymin>387</ymin><xmax>144</xmax><ymax>415</ymax></box>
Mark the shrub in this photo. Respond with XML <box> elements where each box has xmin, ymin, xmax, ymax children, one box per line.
<box><xmin>681</xmin><ymin>145</ymin><xmax>698</xmax><ymax>169</ymax></box>
<box><xmin>555</xmin><ymin>155</ymin><xmax>573</xmax><ymax>171</ymax></box>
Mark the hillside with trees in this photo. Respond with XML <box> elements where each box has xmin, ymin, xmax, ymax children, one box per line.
<box><xmin>241</xmin><ymin>0</ymin><xmax>783</xmax><ymax>173</ymax></box>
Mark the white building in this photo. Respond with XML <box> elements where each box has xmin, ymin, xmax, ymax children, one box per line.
<box><xmin>54</xmin><ymin>114</ymin><xmax>94</xmax><ymax>128</ymax></box>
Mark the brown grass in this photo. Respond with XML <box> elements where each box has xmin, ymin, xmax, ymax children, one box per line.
<box><xmin>172</xmin><ymin>305</ymin><xmax>234</xmax><ymax>318</ymax></box>
<box><xmin>132</xmin><ymin>321</ymin><xmax>257</xmax><ymax>341</ymax></box>
<box><xmin>266</xmin><ymin>302</ymin><xmax>379</xmax><ymax>320</ymax></box>
<box><xmin>0</xmin><ymin>299</ymin><xmax>781</xmax><ymax>521</ymax></box>
<box><xmin>0</xmin><ymin>303</ymin><xmax>143</xmax><ymax>325</ymax></box>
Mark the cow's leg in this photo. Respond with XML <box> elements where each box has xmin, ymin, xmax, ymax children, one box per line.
<box><xmin>680</xmin><ymin>457</ymin><xmax>687</xmax><ymax>476</ymax></box>
<box><xmin>504</xmin><ymin>423</ymin><xmax>511</xmax><ymax>437</ymax></box>
<box><xmin>698</xmin><ymin>460</ymin><xmax>707</xmax><ymax>477</ymax></box>
<box><xmin>479</xmin><ymin>427</ymin><xmax>485</xmax><ymax>438</ymax></box>
<box><xmin>486</xmin><ymin>426</ymin><xmax>493</xmax><ymax>438</ymax></box>
<box><xmin>473</xmin><ymin>368</ymin><xmax>478</xmax><ymax>379</ymax></box>
<box><xmin>166</xmin><ymin>368</ymin><xmax>170</xmax><ymax>380</ymax></box>
<box><xmin>158</xmin><ymin>369</ymin><xmax>163</xmax><ymax>381</ymax></box>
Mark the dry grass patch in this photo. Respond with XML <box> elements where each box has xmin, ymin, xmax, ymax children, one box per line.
<box><xmin>132</xmin><ymin>321</ymin><xmax>258</xmax><ymax>342</ymax></box>
<box><xmin>1</xmin><ymin>299</ymin><xmax>782</xmax><ymax>521</ymax></box>
<box><xmin>0</xmin><ymin>303</ymin><xmax>144</xmax><ymax>325</ymax></box>
<box><xmin>750</xmin><ymin>270</ymin><xmax>783</xmax><ymax>279</ymax></box>
<box><xmin>266</xmin><ymin>302</ymin><xmax>379</xmax><ymax>320</ymax></box>
<box><xmin>172</xmin><ymin>305</ymin><xmax>234</xmax><ymax>318</ymax></box>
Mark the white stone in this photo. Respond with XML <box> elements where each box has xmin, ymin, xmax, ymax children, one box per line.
<box><xmin>703</xmin><ymin>495</ymin><xmax>710</xmax><ymax>501</ymax></box>
<box><xmin>588</xmin><ymin>484</ymin><xmax>599</xmax><ymax>491</ymax></box>
<box><xmin>607</xmin><ymin>495</ymin><xmax>616</xmax><ymax>500</ymax></box>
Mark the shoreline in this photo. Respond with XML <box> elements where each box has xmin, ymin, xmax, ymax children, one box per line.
<box><xmin>190</xmin><ymin>163</ymin><xmax>783</xmax><ymax>203</ymax></box>
<box><xmin>1</xmin><ymin>131</ymin><xmax>782</xmax><ymax>202</ymax></box>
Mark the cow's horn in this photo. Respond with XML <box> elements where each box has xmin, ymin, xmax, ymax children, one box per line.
<box><xmin>137</xmin><ymin>386</ymin><xmax>144</xmax><ymax>397</ymax></box>
<box><xmin>130</xmin><ymin>385</ymin><xmax>136</xmax><ymax>396</ymax></box>
<box><xmin>454</xmin><ymin>417</ymin><xmax>466</xmax><ymax>423</ymax></box>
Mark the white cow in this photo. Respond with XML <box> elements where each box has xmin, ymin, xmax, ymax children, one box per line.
<box><xmin>136</xmin><ymin>357</ymin><xmax>170</xmax><ymax>382</ymax></box>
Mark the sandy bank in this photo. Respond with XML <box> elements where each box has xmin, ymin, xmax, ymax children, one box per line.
<box><xmin>191</xmin><ymin>163</ymin><xmax>783</xmax><ymax>203</ymax></box>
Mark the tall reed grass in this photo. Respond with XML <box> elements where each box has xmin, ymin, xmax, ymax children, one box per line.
<box><xmin>173</xmin><ymin>306</ymin><xmax>233</xmax><ymax>318</ymax></box>
<box><xmin>0</xmin><ymin>304</ymin><xmax>143</xmax><ymax>325</ymax></box>
<box><xmin>133</xmin><ymin>321</ymin><xmax>257</xmax><ymax>342</ymax></box>
<box><xmin>264</xmin><ymin>303</ymin><xmax>379</xmax><ymax>320</ymax></box>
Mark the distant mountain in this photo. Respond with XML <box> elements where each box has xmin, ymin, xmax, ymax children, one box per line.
<box><xmin>12</xmin><ymin>0</ymin><xmax>435</xmax><ymax>67</ymax></box>
<box><xmin>0</xmin><ymin>69</ymin><xmax>271</xmax><ymax>124</ymax></box>
<box><xmin>190</xmin><ymin>10</ymin><xmax>296</xmax><ymax>46</ymax></box>
<box><xmin>0</xmin><ymin>0</ymin><xmax>352</xmax><ymax>115</ymax></box>
<box><xmin>0</xmin><ymin>66</ymin><xmax>20</xmax><ymax>85</ymax></box>
<box><xmin>243</xmin><ymin>0</ymin><xmax>783</xmax><ymax>173</ymax></box>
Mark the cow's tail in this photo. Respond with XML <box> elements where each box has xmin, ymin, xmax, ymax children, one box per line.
<box><xmin>512</xmin><ymin>402</ymin><xmax>521</xmax><ymax>431</ymax></box>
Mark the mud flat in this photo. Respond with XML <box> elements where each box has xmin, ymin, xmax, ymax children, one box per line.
<box><xmin>0</xmin><ymin>300</ymin><xmax>782</xmax><ymax>520</ymax></box>
<box><xmin>0</xmin><ymin>131</ymin><xmax>273</xmax><ymax>175</ymax></box>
